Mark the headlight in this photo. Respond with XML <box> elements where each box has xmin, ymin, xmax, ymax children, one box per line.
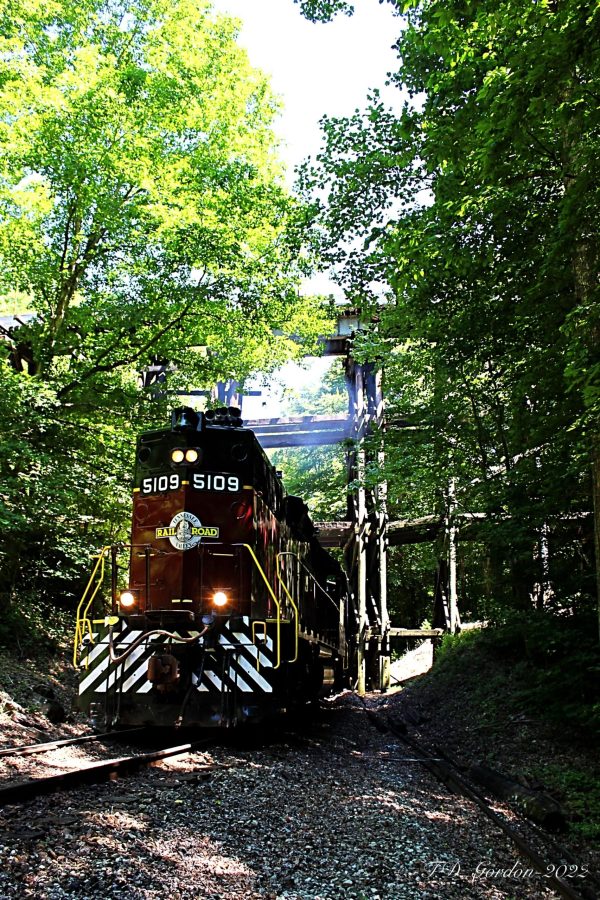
<box><xmin>120</xmin><ymin>591</ymin><xmax>137</xmax><ymax>609</ymax></box>
<box><xmin>212</xmin><ymin>591</ymin><xmax>228</xmax><ymax>608</ymax></box>
<box><xmin>171</xmin><ymin>448</ymin><xmax>185</xmax><ymax>464</ymax></box>
<box><xmin>185</xmin><ymin>448</ymin><xmax>199</xmax><ymax>463</ymax></box>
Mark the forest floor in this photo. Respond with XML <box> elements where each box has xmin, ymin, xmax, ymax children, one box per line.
<box><xmin>0</xmin><ymin>624</ymin><xmax>598</xmax><ymax>898</ymax></box>
<box><xmin>387</xmin><ymin>626</ymin><xmax>600</xmax><ymax>876</ymax></box>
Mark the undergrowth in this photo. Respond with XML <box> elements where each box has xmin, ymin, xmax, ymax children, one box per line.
<box><xmin>435</xmin><ymin>613</ymin><xmax>600</xmax><ymax>740</ymax></box>
<box><xmin>432</xmin><ymin>613</ymin><xmax>600</xmax><ymax>841</ymax></box>
<box><xmin>532</xmin><ymin>764</ymin><xmax>600</xmax><ymax>842</ymax></box>
<box><xmin>0</xmin><ymin>594</ymin><xmax>74</xmax><ymax>659</ymax></box>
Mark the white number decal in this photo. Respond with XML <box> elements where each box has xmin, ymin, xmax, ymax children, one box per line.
<box><xmin>192</xmin><ymin>472</ymin><xmax>240</xmax><ymax>492</ymax></box>
<box><xmin>141</xmin><ymin>474</ymin><xmax>180</xmax><ymax>494</ymax></box>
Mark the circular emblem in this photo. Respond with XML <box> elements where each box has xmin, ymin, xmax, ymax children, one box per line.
<box><xmin>169</xmin><ymin>511</ymin><xmax>202</xmax><ymax>551</ymax></box>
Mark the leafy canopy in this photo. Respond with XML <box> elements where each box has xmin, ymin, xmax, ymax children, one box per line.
<box><xmin>298</xmin><ymin>0</ymin><xmax>600</xmax><ymax>617</ymax></box>
<box><xmin>0</xmin><ymin>0</ymin><xmax>324</xmax><ymax>401</ymax></box>
<box><xmin>0</xmin><ymin>0</ymin><xmax>329</xmax><ymax>630</ymax></box>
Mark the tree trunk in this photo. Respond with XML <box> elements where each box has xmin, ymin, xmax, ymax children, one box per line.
<box><xmin>593</xmin><ymin>443</ymin><xmax>600</xmax><ymax>641</ymax></box>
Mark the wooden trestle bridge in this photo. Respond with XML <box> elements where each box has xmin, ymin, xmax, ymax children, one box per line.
<box><xmin>246</xmin><ymin>310</ymin><xmax>458</xmax><ymax>694</ymax></box>
<box><xmin>144</xmin><ymin>309</ymin><xmax>459</xmax><ymax>694</ymax></box>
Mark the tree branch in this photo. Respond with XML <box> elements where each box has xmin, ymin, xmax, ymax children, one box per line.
<box><xmin>56</xmin><ymin>285</ymin><xmax>220</xmax><ymax>398</ymax></box>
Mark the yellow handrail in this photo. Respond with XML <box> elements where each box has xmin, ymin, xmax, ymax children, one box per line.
<box><xmin>275</xmin><ymin>553</ymin><xmax>299</xmax><ymax>663</ymax></box>
<box><xmin>294</xmin><ymin>555</ymin><xmax>341</xmax><ymax>616</ymax></box>
<box><xmin>239</xmin><ymin>543</ymin><xmax>282</xmax><ymax>669</ymax></box>
<box><xmin>251</xmin><ymin>620</ymin><xmax>267</xmax><ymax>671</ymax></box>
<box><xmin>73</xmin><ymin>546</ymin><xmax>111</xmax><ymax>667</ymax></box>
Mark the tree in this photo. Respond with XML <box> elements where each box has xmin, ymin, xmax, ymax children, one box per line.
<box><xmin>0</xmin><ymin>0</ymin><xmax>327</xmax><ymax>637</ymax></box>
<box><xmin>0</xmin><ymin>0</ymin><xmax>322</xmax><ymax>397</ymax></box>
<box><xmin>298</xmin><ymin>0</ymin><xmax>600</xmax><ymax>621</ymax></box>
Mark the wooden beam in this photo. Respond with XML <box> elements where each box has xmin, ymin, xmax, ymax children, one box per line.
<box><xmin>246</xmin><ymin>414</ymin><xmax>352</xmax><ymax>448</ymax></box>
<box><xmin>254</xmin><ymin>432</ymin><xmax>349</xmax><ymax>448</ymax></box>
<box><xmin>247</xmin><ymin>414</ymin><xmax>350</xmax><ymax>430</ymax></box>
<box><xmin>388</xmin><ymin>515</ymin><xmax>443</xmax><ymax>546</ymax></box>
<box><xmin>245</xmin><ymin>414</ymin><xmax>419</xmax><ymax>448</ymax></box>
<box><xmin>315</xmin><ymin>516</ymin><xmax>442</xmax><ymax>547</ymax></box>
<box><xmin>314</xmin><ymin>521</ymin><xmax>353</xmax><ymax>547</ymax></box>
<box><xmin>388</xmin><ymin>628</ymin><xmax>444</xmax><ymax>638</ymax></box>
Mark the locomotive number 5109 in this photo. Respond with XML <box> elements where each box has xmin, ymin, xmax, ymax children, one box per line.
<box><xmin>140</xmin><ymin>472</ymin><xmax>241</xmax><ymax>495</ymax></box>
<box><xmin>141</xmin><ymin>474</ymin><xmax>180</xmax><ymax>494</ymax></box>
<box><xmin>193</xmin><ymin>473</ymin><xmax>240</xmax><ymax>492</ymax></box>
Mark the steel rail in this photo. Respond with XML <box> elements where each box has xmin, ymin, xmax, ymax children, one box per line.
<box><xmin>362</xmin><ymin>703</ymin><xmax>596</xmax><ymax>900</ymax></box>
<box><xmin>0</xmin><ymin>728</ymin><xmax>148</xmax><ymax>760</ymax></box>
<box><xmin>429</xmin><ymin>739</ymin><xmax>600</xmax><ymax>898</ymax></box>
<box><xmin>0</xmin><ymin>740</ymin><xmax>212</xmax><ymax>806</ymax></box>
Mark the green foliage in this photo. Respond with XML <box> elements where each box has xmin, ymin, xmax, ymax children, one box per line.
<box><xmin>534</xmin><ymin>765</ymin><xmax>600</xmax><ymax>842</ymax></box>
<box><xmin>299</xmin><ymin>0</ymin><xmax>600</xmax><ymax>618</ymax></box>
<box><xmin>437</xmin><ymin>615</ymin><xmax>600</xmax><ymax>739</ymax></box>
<box><xmin>274</xmin><ymin>444</ymin><xmax>348</xmax><ymax>521</ymax></box>
<box><xmin>0</xmin><ymin>0</ymin><xmax>324</xmax><ymax>648</ymax></box>
<box><xmin>435</xmin><ymin>627</ymin><xmax>484</xmax><ymax>668</ymax></box>
<box><xmin>0</xmin><ymin>0</ymin><xmax>322</xmax><ymax>393</ymax></box>
<box><xmin>432</xmin><ymin>618</ymin><xmax>600</xmax><ymax>839</ymax></box>
<box><xmin>0</xmin><ymin>596</ymin><xmax>73</xmax><ymax>657</ymax></box>
<box><xmin>293</xmin><ymin>0</ymin><xmax>354</xmax><ymax>23</ymax></box>
<box><xmin>270</xmin><ymin>361</ymin><xmax>348</xmax><ymax>521</ymax></box>
<box><xmin>0</xmin><ymin>361</ymin><xmax>135</xmax><ymax>622</ymax></box>
<box><xmin>387</xmin><ymin>544</ymin><xmax>436</xmax><ymax>626</ymax></box>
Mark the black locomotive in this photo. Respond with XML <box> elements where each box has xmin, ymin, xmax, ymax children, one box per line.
<box><xmin>74</xmin><ymin>407</ymin><xmax>353</xmax><ymax>728</ymax></box>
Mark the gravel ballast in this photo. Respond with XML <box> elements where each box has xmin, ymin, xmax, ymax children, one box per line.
<box><xmin>0</xmin><ymin>691</ymin><xmax>570</xmax><ymax>899</ymax></box>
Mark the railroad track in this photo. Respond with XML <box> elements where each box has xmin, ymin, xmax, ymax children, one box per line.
<box><xmin>362</xmin><ymin>701</ymin><xmax>598</xmax><ymax>900</ymax></box>
<box><xmin>0</xmin><ymin>737</ymin><xmax>213</xmax><ymax>806</ymax></box>
<box><xmin>0</xmin><ymin>728</ymin><xmax>148</xmax><ymax>759</ymax></box>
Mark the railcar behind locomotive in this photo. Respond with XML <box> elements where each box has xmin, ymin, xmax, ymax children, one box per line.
<box><xmin>74</xmin><ymin>406</ymin><xmax>353</xmax><ymax>728</ymax></box>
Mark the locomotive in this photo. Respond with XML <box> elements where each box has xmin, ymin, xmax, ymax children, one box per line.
<box><xmin>74</xmin><ymin>406</ymin><xmax>353</xmax><ymax>728</ymax></box>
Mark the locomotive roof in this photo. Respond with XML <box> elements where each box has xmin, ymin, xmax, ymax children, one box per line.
<box><xmin>135</xmin><ymin>419</ymin><xmax>284</xmax><ymax>506</ymax></box>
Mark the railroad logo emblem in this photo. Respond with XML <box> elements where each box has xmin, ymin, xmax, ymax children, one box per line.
<box><xmin>156</xmin><ymin>511</ymin><xmax>219</xmax><ymax>550</ymax></box>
